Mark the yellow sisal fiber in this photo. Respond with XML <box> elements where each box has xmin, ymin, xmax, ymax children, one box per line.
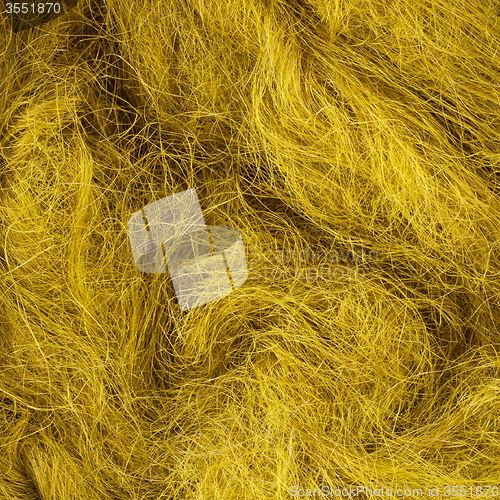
<box><xmin>1</xmin><ymin>0</ymin><xmax>500</xmax><ymax>498</ymax></box>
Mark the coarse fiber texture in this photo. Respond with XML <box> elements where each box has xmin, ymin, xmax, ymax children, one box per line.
<box><xmin>1</xmin><ymin>0</ymin><xmax>500</xmax><ymax>498</ymax></box>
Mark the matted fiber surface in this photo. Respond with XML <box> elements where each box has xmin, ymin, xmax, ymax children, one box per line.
<box><xmin>1</xmin><ymin>0</ymin><xmax>500</xmax><ymax>498</ymax></box>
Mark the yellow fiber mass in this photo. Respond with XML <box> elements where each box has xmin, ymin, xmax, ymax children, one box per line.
<box><xmin>1</xmin><ymin>0</ymin><xmax>500</xmax><ymax>498</ymax></box>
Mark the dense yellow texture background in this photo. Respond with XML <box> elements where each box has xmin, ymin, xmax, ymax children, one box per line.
<box><xmin>1</xmin><ymin>0</ymin><xmax>500</xmax><ymax>498</ymax></box>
